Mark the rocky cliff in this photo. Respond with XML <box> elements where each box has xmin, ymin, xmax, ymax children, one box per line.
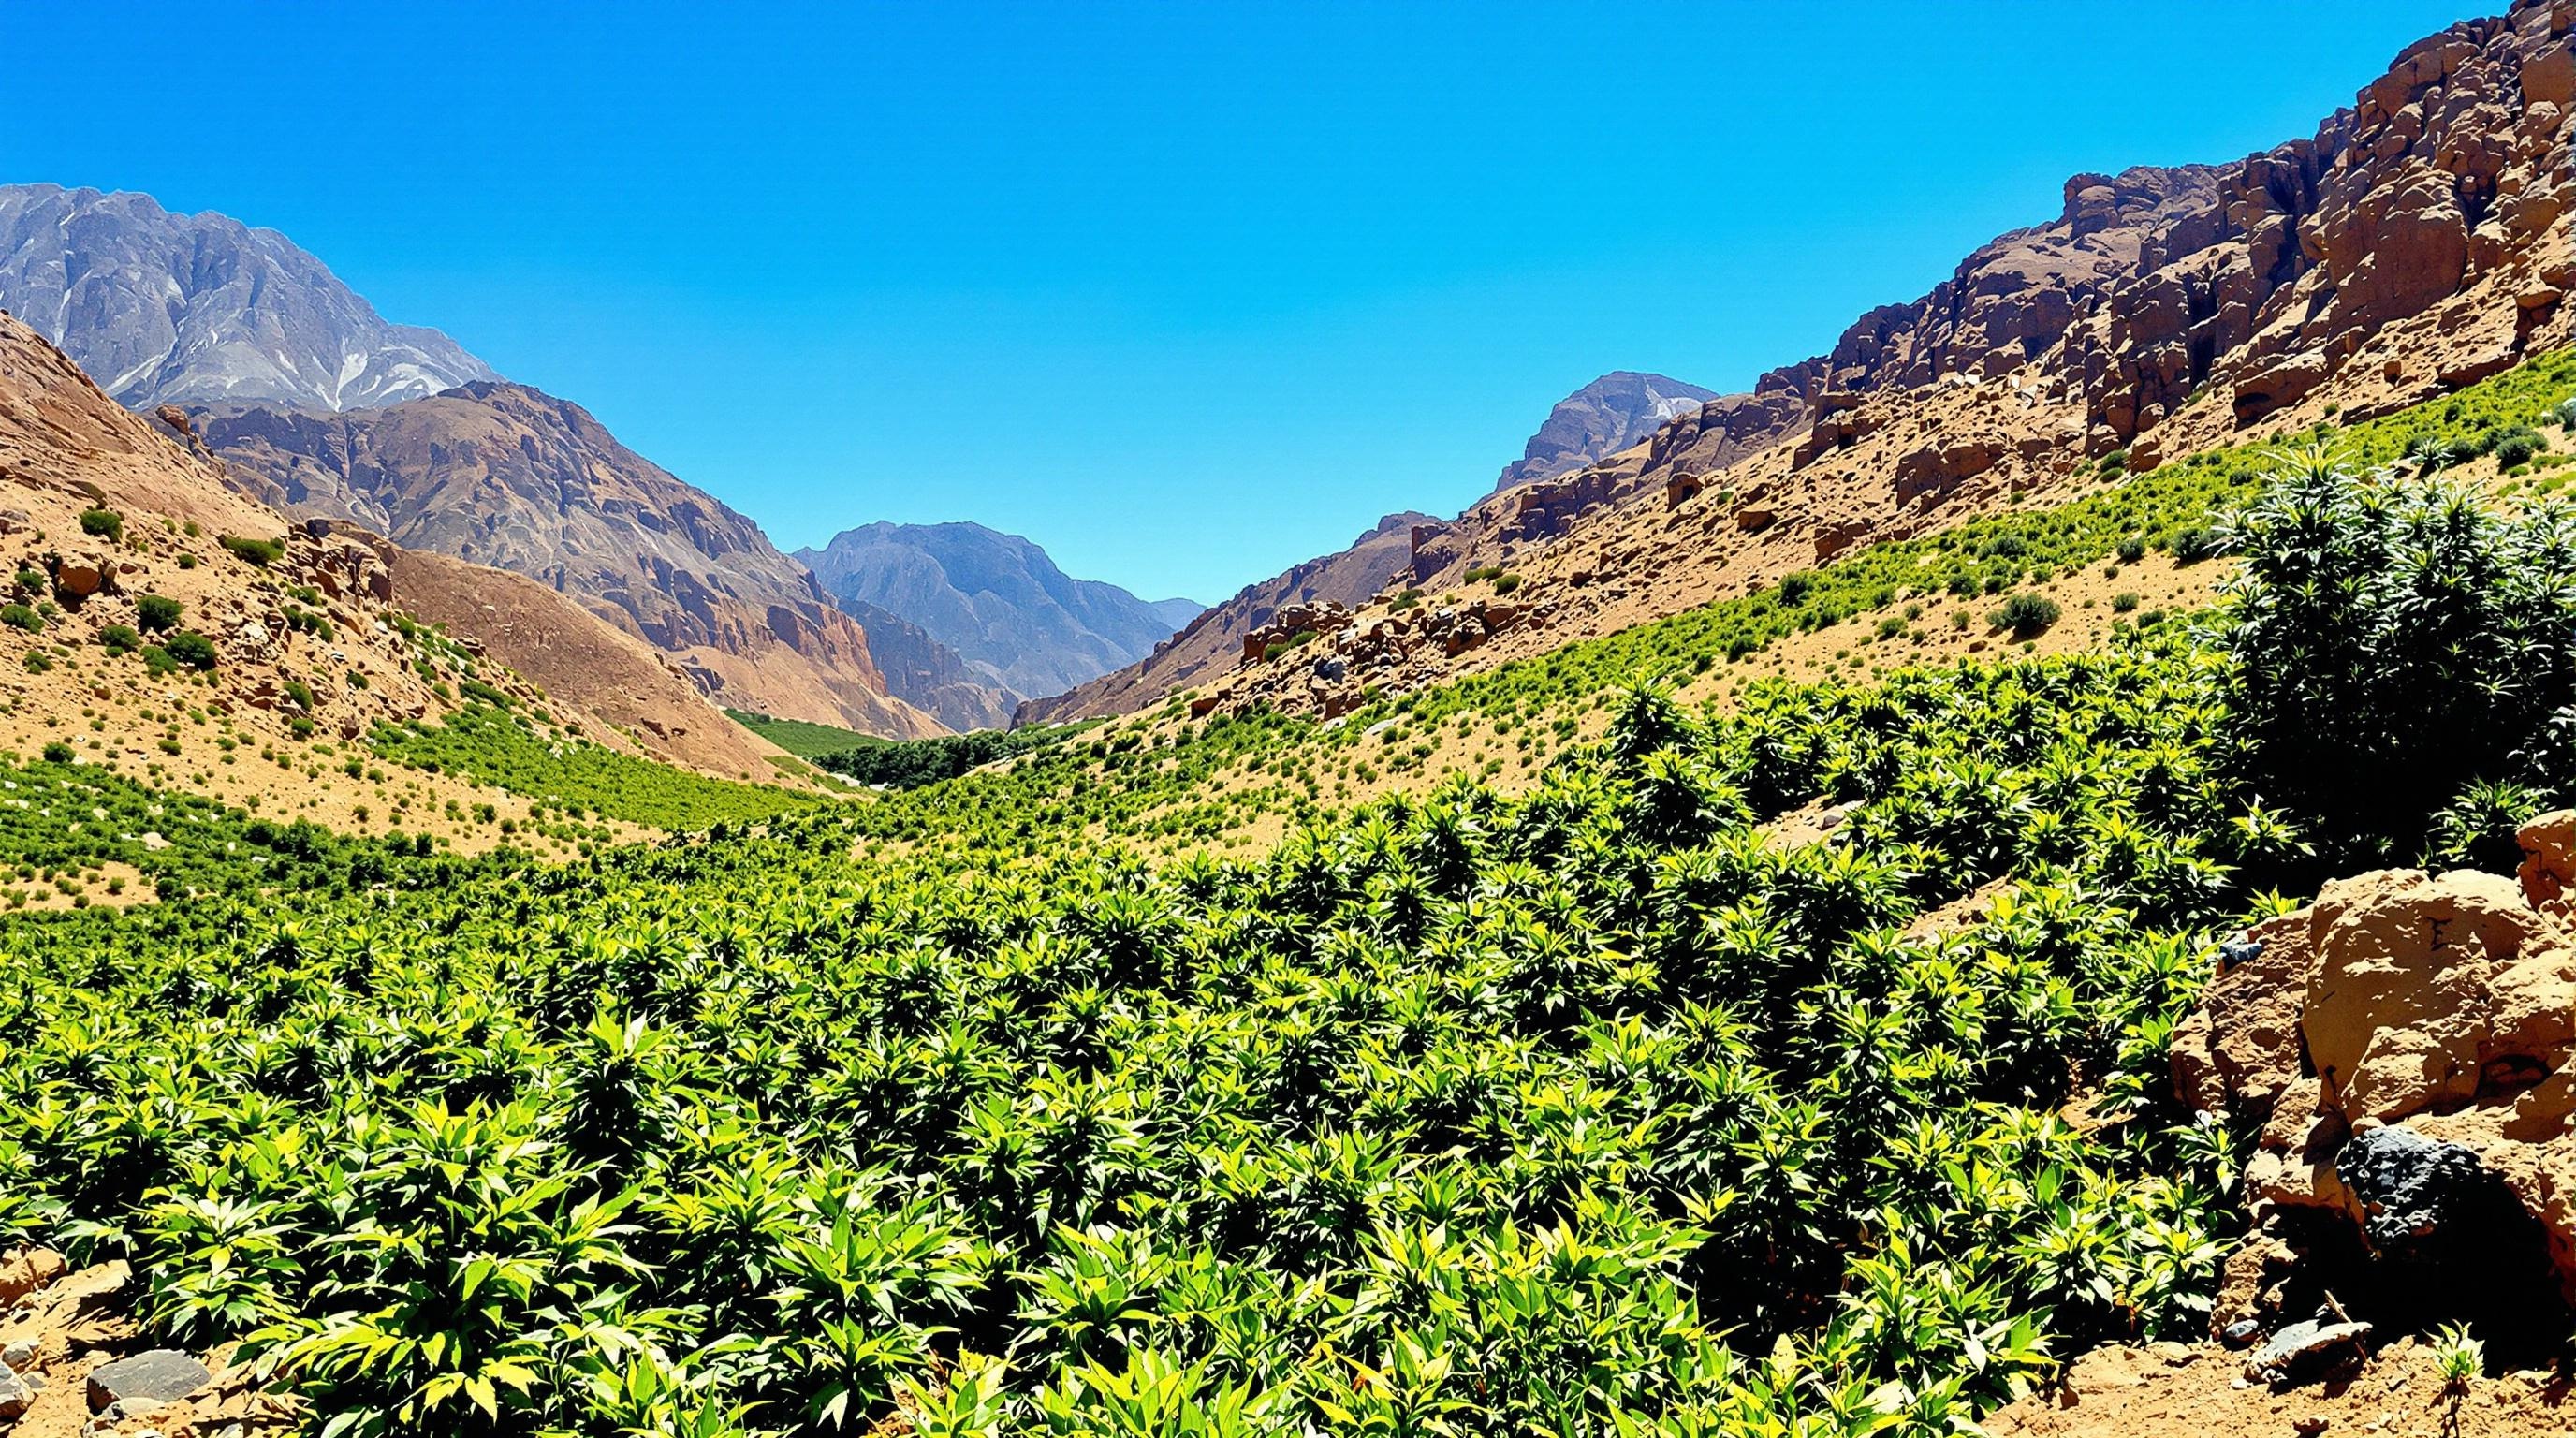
<box><xmin>1494</xmin><ymin>372</ymin><xmax>1717</xmax><ymax>492</ymax></box>
<box><xmin>798</xmin><ymin>521</ymin><xmax>1200</xmax><ymax>707</ymax></box>
<box><xmin>194</xmin><ymin>383</ymin><xmax>942</xmax><ymax>738</ymax></box>
<box><xmin>0</xmin><ymin>183</ymin><xmax>493</xmax><ymax>411</ymax></box>
<box><xmin>834</xmin><ymin>596</ymin><xmax>1017</xmax><ymax>732</ymax></box>
<box><xmin>1209</xmin><ymin>0</ymin><xmax>2576</xmax><ymax>718</ymax></box>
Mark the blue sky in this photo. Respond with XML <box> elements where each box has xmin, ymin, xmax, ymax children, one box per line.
<box><xmin>7</xmin><ymin>1</ymin><xmax>2474</xmax><ymax>603</ymax></box>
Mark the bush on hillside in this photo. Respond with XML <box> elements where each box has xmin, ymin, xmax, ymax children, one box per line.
<box><xmin>2219</xmin><ymin>445</ymin><xmax>2576</xmax><ymax>870</ymax></box>
<box><xmin>1989</xmin><ymin>593</ymin><xmax>2060</xmax><ymax>638</ymax></box>
<box><xmin>159</xmin><ymin>631</ymin><xmax>217</xmax><ymax>670</ymax></box>
<box><xmin>136</xmin><ymin>594</ymin><xmax>182</xmax><ymax>632</ymax></box>
<box><xmin>78</xmin><ymin>507</ymin><xmax>123</xmax><ymax>542</ymax></box>
<box><xmin>218</xmin><ymin>535</ymin><xmax>285</xmax><ymax>567</ymax></box>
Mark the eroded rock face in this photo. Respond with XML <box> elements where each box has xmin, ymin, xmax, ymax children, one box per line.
<box><xmin>2175</xmin><ymin>813</ymin><xmax>2576</xmax><ymax>1333</ymax></box>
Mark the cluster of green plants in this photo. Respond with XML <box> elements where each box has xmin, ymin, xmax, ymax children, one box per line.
<box><xmin>9</xmin><ymin>442</ymin><xmax>2576</xmax><ymax>1433</ymax></box>
<box><xmin>10</xmin><ymin>343</ymin><xmax>2576</xmax><ymax>1435</ymax></box>
<box><xmin>3</xmin><ymin>635</ymin><xmax>2264</xmax><ymax>1436</ymax></box>
<box><xmin>724</xmin><ymin>708</ymin><xmax>893</xmax><ymax>760</ymax></box>
<box><xmin>815</xmin><ymin>721</ymin><xmax>1091</xmax><ymax>792</ymax></box>
<box><xmin>369</xmin><ymin>702</ymin><xmax>816</xmax><ymax>829</ymax></box>
<box><xmin>218</xmin><ymin>533</ymin><xmax>286</xmax><ymax>567</ymax></box>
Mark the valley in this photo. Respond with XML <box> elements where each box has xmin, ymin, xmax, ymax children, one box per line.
<box><xmin>5</xmin><ymin>3</ymin><xmax>2576</xmax><ymax>1437</ymax></box>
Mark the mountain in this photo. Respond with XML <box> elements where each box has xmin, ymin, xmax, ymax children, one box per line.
<box><xmin>1017</xmin><ymin>512</ymin><xmax>1433</xmax><ymax>725</ymax></box>
<box><xmin>834</xmin><ymin>597</ymin><xmax>1017</xmax><ymax>732</ymax></box>
<box><xmin>1493</xmin><ymin>372</ymin><xmax>1716</xmax><ymax>492</ymax></box>
<box><xmin>1113</xmin><ymin>0</ymin><xmax>2576</xmax><ymax>721</ymax></box>
<box><xmin>796</xmin><ymin>521</ymin><xmax>1201</xmax><ymax>705</ymax></box>
<box><xmin>0</xmin><ymin>310</ymin><xmax>795</xmax><ymax>833</ymax></box>
<box><xmin>0</xmin><ymin>183</ymin><xmax>493</xmax><ymax>411</ymax></box>
<box><xmin>192</xmin><ymin>383</ymin><xmax>942</xmax><ymax>738</ymax></box>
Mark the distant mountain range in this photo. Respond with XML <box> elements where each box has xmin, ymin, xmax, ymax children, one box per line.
<box><xmin>797</xmin><ymin>521</ymin><xmax>1199</xmax><ymax>706</ymax></box>
<box><xmin>0</xmin><ymin>183</ymin><xmax>493</xmax><ymax>411</ymax></box>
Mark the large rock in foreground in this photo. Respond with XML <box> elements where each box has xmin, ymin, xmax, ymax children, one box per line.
<box><xmin>2174</xmin><ymin>813</ymin><xmax>2576</xmax><ymax>1336</ymax></box>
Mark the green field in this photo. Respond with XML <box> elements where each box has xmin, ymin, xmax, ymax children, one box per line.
<box><xmin>725</xmin><ymin>707</ymin><xmax>891</xmax><ymax>759</ymax></box>
<box><xmin>6</xmin><ymin>355</ymin><xmax>2576</xmax><ymax>1437</ymax></box>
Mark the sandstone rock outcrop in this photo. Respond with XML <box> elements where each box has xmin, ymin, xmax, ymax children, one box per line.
<box><xmin>2175</xmin><ymin>812</ymin><xmax>2576</xmax><ymax>1337</ymax></box>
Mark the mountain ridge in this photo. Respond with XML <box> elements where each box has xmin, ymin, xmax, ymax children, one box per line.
<box><xmin>193</xmin><ymin>381</ymin><xmax>943</xmax><ymax>738</ymax></box>
<box><xmin>0</xmin><ymin>183</ymin><xmax>493</xmax><ymax>411</ymax></box>
<box><xmin>1493</xmin><ymin>371</ymin><xmax>1718</xmax><ymax>492</ymax></box>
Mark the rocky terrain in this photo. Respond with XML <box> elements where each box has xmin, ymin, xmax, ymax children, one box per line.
<box><xmin>1492</xmin><ymin>371</ymin><xmax>1716</xmax><ymax>492</ymax></box>
<box><xmin>796</xmin><ymin>520</ymin><xmax>1197</xmax><ymax>711</ymax></box>
<box><xmin>1135</xmin><ymin>0</ymin><xmax>2576</xmax><ymax>722</ymax></box>
<box><xmin>0</xmin><ymin>1250</ymin><xmax>293</xmax><ymax>1438</ymax></box>
<box><xmin>827</xmin><ymin>595</ymin><xmax>1016</xmax><ymax>732</ymax></box>
<box><xmin>1017</xmin><ymin>511</ymin><xmax>1434</xmax><ymax>725</ymax></box>
<box><xmin>0</xmin><ymin>311</ymin><xmax>799</xmax><ymax>848</ymax></box>
<box><xmin>0</xmin><ymin>183</ymin><xmax>492</xmax><ymax>411</ymax></box>
<box><xmin>193</xmin><ymin>382</ymin><xmax>941</xmax><ymax>738</ymax></box>
<box><xmin>2175</xmin><ymin>811</ymin><xmax>2576</xmax><ymax>1344</ymax></box>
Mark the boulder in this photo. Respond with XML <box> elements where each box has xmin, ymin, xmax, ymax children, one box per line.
<box><xmin>85</xmin><ymin>1348</ymin><xmax>209</xmax><ymax>1412</ymax></box>
<box><xmin>49</xmin><ymin>553</ymin><xmax>115</xmax><ymax>598</ymax></box>
<box><xmin>2172</xmin><ymin>910</ymin><xmax>2313</xmax><ymax>1115</ymax></box>
<box><xmin>0</xmin><ymin>1246</ymin><xmax>64</xmax><ymax>1306</ymax></box>
<box><xmin>0</xmin><ymin>1367</ymin><xmax>26</xmax><ymax>1421</ymax></box>
<box><xmin>2179</xmin><ymin>811</ymin><xmax>2576</xmax><ymax>1326</ymax></box>
<box><xmin>2242</xmin><ymin>1318</ymin><xmax>2372</xmax><ymax>1387</ymax></box>
<box><xmin>2300</xmin><ymin>868</ymin><xmax>2554</xmax><ymax>1122</ymax></box>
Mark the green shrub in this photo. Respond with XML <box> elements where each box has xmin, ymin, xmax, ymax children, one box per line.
<box><xmin>2221</xmin><ymin>444</ymin><xmax>2576</xmax><ymax>871</ymax></box>
<box><xmin>1989</xmin><ymin>593</ymin><xmax>2062</xmax><ymax>638</ymax></box>
<box><xmin>1490</xmin><ymin>572</ymin><xmax>1523</xmax><ymax>595</ymax></box>
<box><xmin>38</xmin><ymin>741</ymin><xmax>71</xmax><ymax>763</ymax></box>
<box><xmin>11</xmin><ymin>570</ymin><xmax>42</xmax><ymax>596</ymax></box>
<box><xmin>0</xmin><ymin>604</ymin><xmax>41</xmax><ymax>634</ymax></box>
<box><xmin>2111</xmin><ymin>592</ymin><xmax>2141</xmax><ymax>613</ymax></box>
<box><xmin>160</xmin><ymin>631</ymin><xmax>217</xmax><ymax>670</ymax></box>
<box><xmin>99</xmin><ymin>624</ymin><xmax>139</xmax><ymax>654</ymax></box>
<box><xmin>136</xmin><ymin>594</ymin><xmax>182</xmax><ymax>632</ymax></box>
<box><xmin>2116</xmin><ymin>536</ymin><xmax>2147</xmax><ymax>564</ymax></box>
<box><xmin>218</xmin><ymin>535</ymin><xmax>285</xmax><ymax>567</ymax></box>
<box><xmin>78</xmin><ymin>507</ymin><xmax>123</xmax><ymax>542</ymax></box>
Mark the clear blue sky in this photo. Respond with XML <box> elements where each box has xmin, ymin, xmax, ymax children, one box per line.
<box><xmin>7</xmin><ymin>1</ymin><xmax>2475</xmax><ymax>603</ymax></box>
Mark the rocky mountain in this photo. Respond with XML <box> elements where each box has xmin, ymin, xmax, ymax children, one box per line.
<box><xmin>192</xmin><ymin>383</ymin><xmax>942</xmax><ymax>738</ymax></box>
<box><xmin>1493</xmin><ymin>372</ymin><xmax>1716</xmax><ymax>492</ymax></box>
<box><xmin>0</xmin><ymin>183</ymin><xmax>493</xmax><ymax>411</ymax></box>
<box><xmin>834</xmin><ymin>596</ymin><xmax>1017</xmax><ymax>732</ymax></box>
<box><xmin>0</xmin><ymin>311</ymin><xmax>794</xmax><ymax>835</ymax></box>
<box><xmin>796</xmin><ymin>521</ymin><xmax>1201</xmax><ymax>706</ymax></box>
<box><xmin>1155</xmin><ymin>0</ymin><xmax>2576</xmax><ymax>721</ymax></box>
<box><xmin>1017</xmin><ymin>512</ymin><xmax>1433</xmax><ymax>725</ymax></box>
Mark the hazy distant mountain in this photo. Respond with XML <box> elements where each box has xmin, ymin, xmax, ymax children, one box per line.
<box><xmin>1494</xmin><ymin>372</ymin><xmax>1716</xmax><ymax>492</ymax></box>
<box><xmin>798</xmin><ymin>521</ymin><xmax>1201</xmax><ymax>703</ymax></box>
<box><xmin>0</xmin><ymin>183</ymin><xmax>493</xmax><ymax>411</ymax></box>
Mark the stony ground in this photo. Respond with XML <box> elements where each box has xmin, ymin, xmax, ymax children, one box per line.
<box><xmin>1986</xmin><ymin>1338</ymin><xmax>2572</xmax><ymax>1438</ymax></box>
